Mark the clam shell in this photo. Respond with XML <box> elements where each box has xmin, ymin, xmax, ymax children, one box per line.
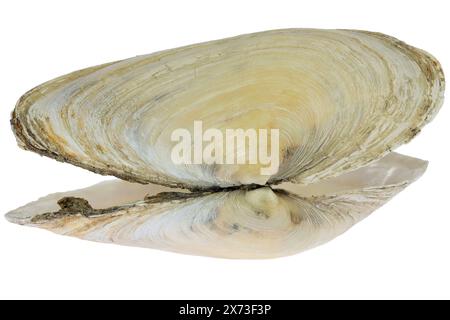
<box><xmin>11</xmin><ymin>29</ymin><xmax>444</xmax><ymax>188</ymax></box>
<box><xmin>6</xmin><ymin>153</ymin><xmax>427</xmax><ymax>258</ymax></box>
<box><xmin>6</xmin><ymin>29</ymin><xmax>445</xmax><ymax>258</ymax></box>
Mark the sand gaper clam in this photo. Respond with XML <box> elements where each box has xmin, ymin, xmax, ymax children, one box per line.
<box><xmin>6</xmin><ymin>29</ymin><xmax>444</xmax><ymax>258</ymax></box>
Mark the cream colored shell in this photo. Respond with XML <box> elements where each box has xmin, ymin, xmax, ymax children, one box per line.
<box><xmin>6</xmin><ymin>29</ymin><xmax>445</xmax><ymax>258</ymax></box>
<box><xmin>11</xmin><ymin>29</ymin><xmax>444</xmax><ymax>188</ymax></box>
<box><xmin>6</xmin><ymin>153</ymin><xmax>427</xmax><ymax>258</ymax></box>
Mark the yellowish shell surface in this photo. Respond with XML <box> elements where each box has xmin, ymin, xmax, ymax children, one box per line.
<box><xmin>12</xmin><ymin>29</ymin><xmax>444</xmax><ymax>188</ymax></box>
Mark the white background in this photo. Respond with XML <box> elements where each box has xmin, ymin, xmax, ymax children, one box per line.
<box><xmin>0</xmin><ymin>0</ymin><xmax>449</xmax><ymax>299</ymax></box>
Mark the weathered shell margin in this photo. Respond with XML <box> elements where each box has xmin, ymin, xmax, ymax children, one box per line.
<box><xmin>11</xmin><ymin>78</ymin><xmax>198</xmax><ymax>189</ymax></box>
<box><xmin>283</xmin><ymin>30</ymin><xmax>445</xmax><ymax>186</ymax></box>
<box><xmin>353</xmin><ymin>30</ymin><xmax>445</xmax><ymax>127</ymax></box>
<box><xmin>28</xmin><ymin>183</ymin><xmax>267</xmax><ymax>223</ymax></box>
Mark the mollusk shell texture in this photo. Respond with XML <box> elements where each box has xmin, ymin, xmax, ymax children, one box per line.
<box><xmin>6</xmin><ymin>29</ymin><xmax>445</xmax><ymax>258</ymax></box>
